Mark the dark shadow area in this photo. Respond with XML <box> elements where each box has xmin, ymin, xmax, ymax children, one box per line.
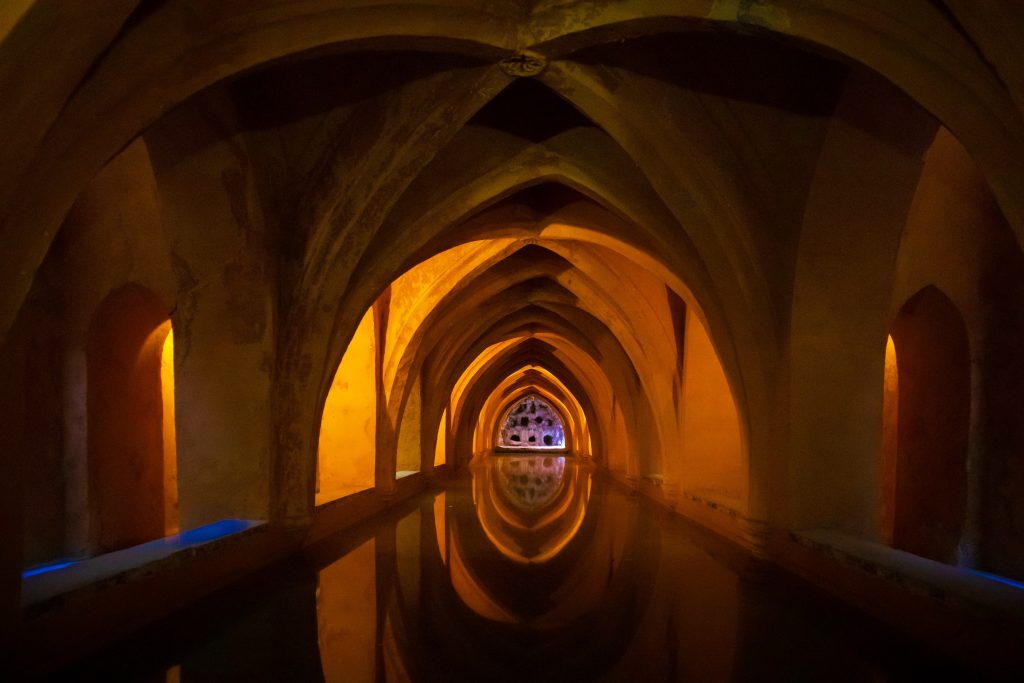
<box><xmin>568</xmin><ymin>30</ymin><xmax>846</xmax><ymax>117</ymax></box>
<box><xmin>232</xmin><ymin>49</ymin><xmax>491</xmax><ymax>130</ymax></box>
<box><xmin>468</xmin><ymin>78</ymin><xmax>598</xmax><ymax>143</ymax></box>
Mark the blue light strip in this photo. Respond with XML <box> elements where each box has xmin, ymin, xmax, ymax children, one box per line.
<box><xmin>172</xmin><ymin>519</ymin><xmax>254</xmax><ymax>547</ymax></box>
<box><xmin>22</xmin><ymin>520</ymin><xmax>257</xmax><ymax>581</ymax></box>
<box><xmin>970</xmin><ymin>569</ymin><xmax>1024</xmax><ymax>590</ymax></box>
<box><xmin>22</xmin><ymin>561</ymin><xmax>77</xmax><ymax>579</ymax></box>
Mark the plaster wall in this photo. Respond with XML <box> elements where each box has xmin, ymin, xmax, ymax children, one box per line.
<box><xmin>86</xmin><ymin>287</ymin><xmax>171</xmax><ymax>554</ymax></box>
<box><xmin>605</xmin><ymin>401</ymin><xmax>630</xmax><ymax>475</ymax></box>
<box><xmin>887</xmin><ymin>289</ymin><xmax>970</xmax><ymax>565</ymax></box>
<box><xmin>396</xmin><ymin>374</ymin><xmax>422</xmax><ymax>473</ymax></box>
<box><xmin>161</xmin><ymin>332</ymin><xmax>179</xmax><ymax>535</ymax></box>
<box><xmin>55</xmin><ymin>138</ymin><xmax>176</xmax><ymax>556</ymax></box>
<box><xmin>15</xmin><ymin>91</ymin><xmax>282</xmax><ymax>556</ymax></box>
<box><xmin>382</xmin><ymin>241</ymin><xmax>503</xmax><ymax>399</ymax></box>
<box><xmin>890</xmin><ymin>128</ymin><xmax>1024</xmax><ymax>577</ymax></box>
<box><xmin>786</xmin><ymin>71</ymin><xmax>938</xmax><ymax>537</ymax></box>
<box><xmin>7</xmin><ymin>138</ymin><xmax>177</xmax><ymax>564</ymax></box>
<box><xmin>318</xmin><ymin>307</ymin><xmax>377</xmax><ymax>503</ymax></box>
<box><xmin>434</xmin><ymin>408</ymin><xmax>448</xmax><ymax>468</ymax></box>
<box><xmin>146</xmin><ymin>96</ymin><xmax>276</xmax><ymax>528</ymax></box>
<box><xmin>1</xmin><ymin>273</ymin><xmax>63</xmax><ymax>570</ymax></box>
<box><xmin>676</xmin><ymin>308</ymin><xmax>746</xmax><ymax>510</ymax></box>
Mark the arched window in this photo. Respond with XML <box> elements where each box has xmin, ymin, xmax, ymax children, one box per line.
<box><xmin>497</xmin><ymin>394</ymin><xmax>566</xmax><ymax>449</ymax></box>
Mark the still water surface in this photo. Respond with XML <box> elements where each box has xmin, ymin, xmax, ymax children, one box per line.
<box><xmin>63</xmin><ymin>457</ymin><xmax>987</xmax><ymax>682</ymax></box>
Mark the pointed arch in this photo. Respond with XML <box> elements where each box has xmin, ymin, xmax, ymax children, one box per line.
<box><xmin>86</xmin><ymin>283</ymin><xmax>177</xmax><ymax>553</ymax></box>
<box><xmin>495</xmin><ymin>391</ymin><xmax>569</xmax><ymax>452</ymax></box>
<box><xmin>882</xmin><ymin>285</ymin><xmax>971</xmax><ymax>564</ymax></box>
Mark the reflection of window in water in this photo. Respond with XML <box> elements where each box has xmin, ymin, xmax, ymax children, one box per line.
<box><xmin>498</xmin><ymin>456</ymin><xmax>566</xmax><ymax>512</ymax></box>
<box><xmin>498</xmin><ymin>395</ymin><xmax>565</xmax><ymax>449</ymax></box>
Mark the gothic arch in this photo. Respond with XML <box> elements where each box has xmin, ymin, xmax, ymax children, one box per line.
<box><xmin>883</xmin><ymin>285</ymin><xmax>971</xmax><ymax>564</ymax></box>
<box><xmin>86</xmin><ymin>283</ymin><xmax>176</xmax><ymax>553</ymax></box>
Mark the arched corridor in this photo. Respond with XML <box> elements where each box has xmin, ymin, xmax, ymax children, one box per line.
<box><xmin>4</xmin><ymin>2</ymin><xmax>1024</xmax><ymax>679</ymax></box>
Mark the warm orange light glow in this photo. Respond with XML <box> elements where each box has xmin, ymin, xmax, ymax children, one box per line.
<box><xmin>434</xmin><ymin>408</ymin><xmax>447</xmax><ymax>467</ymax></box>
<box><xmin>318</xmin><ymin>308</ymin><xmax>377</xmax><ymax>505</ymax></box>
<box><xmin>0</xmin><ymin>2</ymin><xmax>34</xmax><ymax>44</ymax></box>
<box><xmin>382</xmin><ymin>240</ymin><xmax>517</xmax><ymax>398</ymax></box>
<box><xmin>433</xmin><ymin>491</ymin><xmax>448</xmax><ymax>564</ymax></box>
<box><xmin>471</xmin><ymin>456</ymin><xmax>591</xmax><ymax>565</ymax></box>
<box><xmin>538</xmin><ymin>223</ymin><xmax>703</xmax><ymax>323</ymax></box>
<box><xmin>675</xmin><ymin>308</ymin><xmax>747</xmax><ymax>507</ymax></box>
<box><xmin>447</xmin><ymin>526</ymin><xmax>518</xmax><ymax>623</ymax></box>
<box><xmin>89</xmin><ymin>285</ymin><xmax>175</xmax><ymax>552</ymax></box>
<box><xmin>472</xmin><ymin>366</ymin><xmax>590</xmax><ymax>457</ymax></box>
<box><xmin>317</xmin><ymin>538</ymin><xmax>377</xmax><ymax>682</ymax></box>
<box><xmin>395</xmin><ymin>375</ymin><xmax>421</xmax><ymax>475</ymax></box>
<box><xmin>159</xmin><ymin>325</ymin><xmax>179</xmax><ymax>535</ymax></box>
<box><xmin>880</xmin><ymin>334</ymin><xmax>899</xmax><ymax>544</ymax></box>
<box><xmin>450</xmin><ymin>338</ymin><xmax>524</xmax><ymax>411</ymax></box>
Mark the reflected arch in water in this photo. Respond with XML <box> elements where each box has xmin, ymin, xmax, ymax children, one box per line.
<box><xmin>470</xmin><ymin>455</ymin><xmax>589</xmax><ymax>566</ymax></box>
<box><xmin>495</xmin><ymin>455</ymin><xmax>566</xmax><ymax>511</ymax></box>
<box><xmin>378</xmin><ymin>475</ymin><xmax>659</xmax><ymax>681</ymax></box>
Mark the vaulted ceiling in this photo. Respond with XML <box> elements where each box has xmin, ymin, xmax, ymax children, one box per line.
<box><xmin>3</xmin><ymin>1</ymin><xmax>1024</xmax><ymax>532</ymax></box>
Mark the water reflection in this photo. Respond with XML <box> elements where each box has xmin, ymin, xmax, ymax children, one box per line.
<box><xmin>316</xmin><ymin>457</ymin><xmax>654</xmax><ymax>682</ymax></box>
<box><xmin>307</xmin><ymin>462</ymin><xmax>982</xmax><ymax>682</ymax></box>
<box><xmin>472</xmin><ymin>455</ymin><xmax>590</xmax><ymax>565</ymax></box>
<box><xmin>59</xmin><ymin>464</ymin><xmax>993</xmax><ymax>682</ymax></box>
<box><xmin>494</xmin><ymin>455</ymin><xmax>566</xmax><ymax>512</ymax></box>
<box><xmin>318</xmin><ymin>538</ymin><xmax>376</xmax><ymax>683</ymax></box>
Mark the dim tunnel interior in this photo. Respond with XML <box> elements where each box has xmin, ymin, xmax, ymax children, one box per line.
<box><xmin>4</xmin><ymin>3</ymin><xmax>1024</xmax><ymax>680</ymax></box>
<box><xmin>315</xmin><ymin>232</ymin><xmax>744</xmax><ymax>512</ymax></box>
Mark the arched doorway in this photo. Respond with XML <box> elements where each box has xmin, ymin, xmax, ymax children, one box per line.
<box><xmin>881</xmin><ymin>286</ymin><xmax>971</xmax><ymax>564</ymax></box>
<box><xmin>87</xmin><ymin>284</ymin><xmax>177</xmax><ymax>553</ymax></box>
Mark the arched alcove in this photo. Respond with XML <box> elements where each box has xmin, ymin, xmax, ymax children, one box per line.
<box><xmin>86</xmin><ymin>284</ymin><xmax>177</xmax><ymax>554</ymax></box>
<box><xmin>468</xmin><ymin>362</ymin><xmax>593</xmax><ymax>462</ymax></box>
<box><xmin>882</xmin><ymin>286</ymin><xmax>971</xmax><ymax>564</ymax></box>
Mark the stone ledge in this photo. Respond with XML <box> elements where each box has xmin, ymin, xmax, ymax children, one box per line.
<box><xmin>790</xmin><ymin>529</ymin><xmax>1024</xmax><ymax>627</ymax></box>
<box><xmin>22</xmin><ymin>519</ymin><xmax>265</xmax><ymax>617</ymax></box>
<box><xmin>603</xmin><ymin>469</ymin><xmax>767</xmax><ymax>556</ymax></box>
<box><xmin>307</xmin><ymin>471</ymin><xmax>428</xmax><ymax>545</ymax></box>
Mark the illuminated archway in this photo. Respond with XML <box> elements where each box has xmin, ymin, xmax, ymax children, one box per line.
<box><xmin>470</xmin><ymin>360</ymin><xmax>595</xmax><ymax>463</ymax></box>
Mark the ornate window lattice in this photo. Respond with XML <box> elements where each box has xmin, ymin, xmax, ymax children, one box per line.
<box><xmin>498</xmin><ymin>394</ymin><xmax>566</xmax><ymax>449</ymax></box>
